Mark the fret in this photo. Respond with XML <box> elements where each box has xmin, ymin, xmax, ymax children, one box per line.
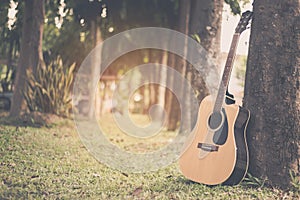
<box><xmin>213</xmin><ymin>33</ymin><xmax>240</xmax><ymax>112</ymax></box>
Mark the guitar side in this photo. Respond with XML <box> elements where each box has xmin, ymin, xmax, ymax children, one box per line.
<box><xmin>179</xmin><ymin>95</ymin><xmax>250</xmax><ymax>185</ymax></box>
<box><xmin>223</xmin><ymin>106</ymin><xmax>250</xmax><ymax>185</ymax></box>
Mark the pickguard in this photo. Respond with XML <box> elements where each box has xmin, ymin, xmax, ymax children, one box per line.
<box><xmin>212</xmin><ymin>109</ymin><xmax>228</xmax><ymax>145</ymax></box>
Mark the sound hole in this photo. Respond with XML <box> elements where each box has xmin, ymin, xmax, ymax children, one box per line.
<box><xmin>208</xmin><ymin>111</ymin><xmax>223</xmax><ymax>130</ymax></box>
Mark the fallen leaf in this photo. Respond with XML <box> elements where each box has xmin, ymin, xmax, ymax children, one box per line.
<box><xmin>132</xmin><ymin>186</ymin><xmax>143</xmax><ymax>196</ymax></box>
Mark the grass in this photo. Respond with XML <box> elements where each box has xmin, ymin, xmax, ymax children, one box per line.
<box><xmin>0</xmin><ymin>113</ymin><xmax>299</xmax><ymax>199</ymax></box>
<box><xmin>98</xmin><ymin>113</ymin><xmax>177</xmax><ymax>153</ymax></box>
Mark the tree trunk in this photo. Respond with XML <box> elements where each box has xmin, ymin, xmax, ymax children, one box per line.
<box><xmin>158</xmin><ymin>50</ymin><xmax>168</xmax><ymax>109</ymax></box>
<box><xmin>243</xmin><ymin>0</ymin><xmax>300</xmax><ymax>188</ymax></box>
<box><xmin>88</xmin><ymin>17</ymin><xmax>102</xmax><ymax>119</ymax></box>
<box><xmin>182</xmin><ymin>0</ymin><xmax>223</xmax><ymax>131</ymax></box>
<box><xmin>166</xmin><ymin>0</ymin><xmax>223</xmax><ymax>131</ymax></box>
<box><xmin>10</xmin><ymin>0</ymin><xmax>45</xmax><ymax>117</ymax></box>
<box><xmin>166</xmin><ymin>0</ymin><xmax>192</xmax><ymax>131</ymax></box>
<box><xmin>190</xmin><ymin>0</ymin><xmax>223</xmax><ymax>62</ymax></box>
<box><xmin>165</xmin><ymin>52</ymin><xmax>176</xmax><ymax>130</ymax></box>
<box><xmin>189</xmin><ymin>0</ymin><xmax>223</xmax><ymax>102</ymax></box>
<box><xmin>148</xmin><ymin>50</ymin><xmax>161</xmax><ymax>107</ymax></box>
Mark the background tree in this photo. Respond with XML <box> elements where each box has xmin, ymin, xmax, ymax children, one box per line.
<box><xmin>10</xmin><ymin>0</ymin><xmax>45</xmax><ymax>117</ymax></box>
<box><xmin>166</xmin><ymin>0</ymin><xmax>226</xmax><ymax>131</ymax></box>
<box><xmin>243</xmin><ymin>0</ymin><xmax>300</xmax><ymax>188</ymax></box>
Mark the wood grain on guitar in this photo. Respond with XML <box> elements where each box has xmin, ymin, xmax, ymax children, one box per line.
<box><xmin>179</xmin><ymin>11</ymin><xmax>253</xmax><ymax>186</ymax></box>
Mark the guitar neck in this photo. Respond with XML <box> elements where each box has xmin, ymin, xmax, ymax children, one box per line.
<box><xmin>213</xmin><ymin>33</ymin><xmax>240</xmax><ymax>112</ymax></box>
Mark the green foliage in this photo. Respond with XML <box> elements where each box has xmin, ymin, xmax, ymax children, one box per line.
<box><xmin>191</xmin><ymin>34</ymin><xmax>201</xmax><ymax>43</ymax></box>
<box><xmin>225</xmin><ymin>0</ymin><xmax>242</xmax><ymax>15</ymax></box>
<box><xmin>48</xmin><ymin>20</ymin><xmax>89</xmax><ymax>67</ymax></box>
<box><xmin>0</xmin><ymin>64</ymin><xmax>14</xmax><ymax>92</ymax></box>
<box><xmin>23</xmin><ymin>57</ymin><xmax>75</xmax><ymax>117</ymax></box>
<box><xmin>224</xmin><ymin>0</ymin><xmax>252</xmax><ymax>15</ymax></box>
<box><xmin>290</xmin><ymin>170</ymin><xmax>300</xmax><ymax>193</ymax></box>
<box><xmin>105</xmin><ymin>0</ymin><xmax>179</xmax><ymax>32</ymax></box>
<box><xmin>0</xmin><ymin>0</ymin><xmax>21</xmax><ymax>61</ymax></box>
<box><xmin>235</xmin><ymin>55</ymin><xmax>247</xmax><ymax>87</ymax></box>
<box><xmin>242</xmin><ymin>173</ymin><xmax>267</xmax><ymax>188</ymax></box>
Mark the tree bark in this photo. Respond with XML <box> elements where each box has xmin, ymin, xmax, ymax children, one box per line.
<box><xmin>166</xmin><ymin>0</ymin><xmax>191</xmax><ymax>131</ymax></box>
<box><xmin>187</xmin><ymin>0</ymin><xmax>223</xmax><ymax>130</ymax></box>
<box><xmin>158</xmin><ymin>50</ymin><xmax>168</xmax><ymax>109</ymax></box>
<box><xmin>10</xmin><ymin>0</ymin><xmax>45</xmax><ymax>117</ymax></box>
<box><xmin>88</xmin><ymin>17</ymin><xmax>102</xmax><ymax>119</ymax></box>
<box><xmin>189</xmin><ymin>0</ymin><xmax>223</xmax><ymax>102</ymax></box>
<box><xmin>149</xmin><ymin>51</ymin><xmax>159</xmax><ymax>107</ymax></box>
<box><xmin>165</xmin><ymin>0</ymin><xmax>223</xmax><ymax>131</ymax></box>
<box><xmin>243</xmin><ymin>0</ymin><xmax>300</xmax><ymax>188</ymax></box>
<box><xmin>165</xmin><ymin>52</ymin><xmax>176</xmax><ymax>130</ymax></box>
<box><xmin>190</xmin><ymin>0</ymin><xmax>223</xmax><ymax>61</ymax></box>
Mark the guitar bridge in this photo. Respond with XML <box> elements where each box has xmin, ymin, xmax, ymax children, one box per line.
<box><xmin>197</xmin><ymin>143</ymin><xmax>219</xmax><ymax>152</ymax></box>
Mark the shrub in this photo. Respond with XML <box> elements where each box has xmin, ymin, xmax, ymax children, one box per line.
<box><xmin>23</xmin><ymin>58</ymin><xmax>75</xmax><ymax>117</ymax></box>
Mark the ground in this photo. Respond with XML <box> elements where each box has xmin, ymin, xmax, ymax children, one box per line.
<box><xmin>0</xmin><ymin>113</ymin><xmax>298</xmax><ymax>199</ymax></box>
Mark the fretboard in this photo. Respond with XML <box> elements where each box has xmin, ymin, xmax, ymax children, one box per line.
<box><xmin>213</xmin><ymin>33</ymin><xmax>240</xmax><ymax>112</ymax></box>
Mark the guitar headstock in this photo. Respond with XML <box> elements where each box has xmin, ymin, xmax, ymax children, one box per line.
<box><xmin>235</xmin><ymin>11</ymin><xmax>253</xmax><ymax>34</ymax></box>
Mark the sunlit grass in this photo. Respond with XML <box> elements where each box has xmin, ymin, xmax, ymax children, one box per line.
<box><xmin>0</xmin><ymin>115</ymin><xmax>298</xmax><ymax>199</ymax></box>
<box><xmin>98</xmin><ymin>113</ymin><xmax>177</xmax><ymax>153</ymax></box>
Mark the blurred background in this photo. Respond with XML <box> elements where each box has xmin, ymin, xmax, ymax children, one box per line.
<box><xmin>0</xmin><ymin>0</ymin><xmax>251</xmax><ymax>132</ymax></box>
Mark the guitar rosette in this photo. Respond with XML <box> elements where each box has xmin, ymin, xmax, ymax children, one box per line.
<box><xmin>72</xmin><ymin>27</ymin><xmax>219</xmax><ymax>173</ymax></box>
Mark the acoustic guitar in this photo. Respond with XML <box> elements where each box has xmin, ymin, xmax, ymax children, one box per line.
<box><xmin>179</xmin><ymin>11</ymin><xmax>253</xmax><ymax>186</ymax></box>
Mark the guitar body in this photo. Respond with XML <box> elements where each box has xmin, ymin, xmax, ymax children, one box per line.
<box><xmin>179</xmin><ymin>95</ymin><xmax>250</xmax><ymax>185</ymax></box>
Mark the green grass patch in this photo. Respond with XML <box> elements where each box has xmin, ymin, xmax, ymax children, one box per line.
<box><xmin>0</xmin><ymin>115</ymin><xmax>298</xmax><ymax>199</ymax></box>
